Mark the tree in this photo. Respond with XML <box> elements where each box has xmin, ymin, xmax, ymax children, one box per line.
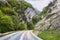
<box><xmin>1</xmin><ymin>7</ymin><xmax>17</xmax><ymax>16</ymax></box>
<box><xmin>18</xmin><ymin>21</ymin><xmax>27</xmax><ymax>30</ymax></box>
<box><xmin>0</xmin><ymin>15</ymin><xmax>14</xmax><ymax>33</ymax></box>
<box><xmin>7</xmin><ymin>0</ymin><xmax>19</xmax><ymax>7</ymax></box>
<box><xmin>27</xmin><ymin>21</ymin><xmax>34</xmax><ymax>30</ymax></box>
<box><xmin>0</xmin><ymin>10</ymin><xmax>4</xmax><ymax>17</ymax></box>
<box><xmin>32</xmin><ymin>16</ymin><xmax>42</xmax><ymax>24</ymax></box>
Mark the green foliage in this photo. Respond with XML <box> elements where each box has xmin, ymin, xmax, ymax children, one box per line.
<box><xmin>1</xmin><ymin>7</ymin><xmax>17</xmax><ymax>16</ymax></box>
<box><xmin>7</xmin><ymin>0</ymin><xmax>19</xmax><ymax>7</ymax></box>
<box><xmin>0</xmin><ymin>0</ymin><xmax>33</xmax><ymax>33</ymax></box>
<box><xmin>0</xmin><ymin>15</ymin><xmax>14</xmax><ymax>33</ymax></box>
<box><xmin>0</xmin><ymin>10</ymin><xmax>4</xmax><ymax>17</ymax></box>
<box><xmin>27</xmin><ymin>21</ymin><xmax>34</xmax><ymax>30</ymax></box>
<box><xmin>21</xmin><ymin>1</ymin><xmax>32</xmax><ymax>11</ymax></box>
<box><xmin>40</xmin><ymin>6</ymin><xmax>50</xmax><ymax>17</ymax></box>
<box><xmin>38</xmin><ymin>30</ymin><xmax>60</xmax><ymax>40</ymax></box>
<box><xmin>32</xmin><ymin>16</ymin><xmax>42</xmax><ymax>24</ymax></box>
<box><xmin>18</xmin><ymin>21</ymin><xmax>27</xmax><ymax>30</ymax></box>
<box><xmin>39</xmin><ymin>1</ymin><xmax>56</xmax><ymax>17</ymax></box>
<box><xmin>11</xmin><ymin>16</ymin><xmax>18</xmax><ymax>30</ymax></box>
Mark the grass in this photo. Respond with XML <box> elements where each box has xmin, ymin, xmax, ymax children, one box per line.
<box><xmin>38</xmin><ymin>29</ymin><xmax>60</xmax><ymax>40</ymax></box>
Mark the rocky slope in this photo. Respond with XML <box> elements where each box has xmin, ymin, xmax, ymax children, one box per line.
<box><xmin>35</xmin><ymin>0</ymin><xmax>60</xmax><ymax>31</ymax></box>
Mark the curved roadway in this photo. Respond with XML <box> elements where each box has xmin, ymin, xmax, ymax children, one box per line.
<box><xmin>0</xmin><ymin>31</ymin><xmax>42</xmax><ymax>40</ymax></box>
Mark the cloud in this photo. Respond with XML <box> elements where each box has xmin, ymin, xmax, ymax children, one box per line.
<box><xmin>25</xmin><ymin>0</ymin><xmax>52</xmax><ymax>11</ymax></box>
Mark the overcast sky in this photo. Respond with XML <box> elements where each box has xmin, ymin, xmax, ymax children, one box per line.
<box><xmin>25</xmin><ymin>0</ymin><xmax>52</xmax><ymax>11</ymax></box>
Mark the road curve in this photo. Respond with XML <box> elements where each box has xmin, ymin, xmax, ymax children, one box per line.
<box><xmin>0</xmin><ymin>31</ymin><xmax>42</xmax><ymax>40</ymax></box>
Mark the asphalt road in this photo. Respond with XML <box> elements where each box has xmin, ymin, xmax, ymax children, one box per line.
<box><xmin>0</xmin><ymin>31</ymin><xmax>42</xmax><ymax>40</ymax></box>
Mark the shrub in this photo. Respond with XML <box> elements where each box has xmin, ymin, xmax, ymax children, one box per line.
<box><xmin>0</xmin><ymin>15</ymin><xmax>14</xmax><ymax>33</ymax></box>
<box><xmin>0</xmin><ymin>10</ymin><xmax>4</xmax><ymax>17</ymax></box>
<box><xmin>18</xmin><ymin>21</ymin><xmax>27</xmax><ymax>30</ymax></box>
<box><xmin>32</xmin><ymin>16</ymin><xmax>42</xmax><ymax>24</ymax></box>
<box><xmin>1</xmin><ymin>7</ymin><xmax>17</xmax><ymax>16</ymax></box>
<box><xmin>27</xmin><ymin>21</ymin><xmax>34</xmax><ymax>30</ymax></box>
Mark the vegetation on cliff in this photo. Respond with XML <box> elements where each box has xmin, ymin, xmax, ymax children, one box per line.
<box><xmin>0</xmin><ymin>0</ymin><xmax>34</xmax><ymax>33</ymax></box>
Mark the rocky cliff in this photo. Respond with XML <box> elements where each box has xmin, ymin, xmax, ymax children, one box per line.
<box><xmin>35</xmin><ymin>0</ymin><xmax>60</xmax><ymax>31</ymax></box>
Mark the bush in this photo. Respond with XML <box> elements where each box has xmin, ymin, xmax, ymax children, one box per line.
<box><xmin>18</xmin><ymin>21</ymin><xmax>27</xmax><ymax>30</ymax></box>
<box><xmin>32</xmin><ymin>16</ymin><xmax>42</xmax><ymax>24</ymax></box>
<box><xmin>0</xmin><ymin>15</ymin><xmax>14</xmax><ymax>33</ymax></box>
<box><xmin>7</xmin><ymin>0</ymin><xmax>19</xmax><ymax>7</ymax></box>
<box><xmin>0</xmin><ymin>10</ymin><xmax>4</xmax><ymax>17</ymax></box>
<box><xmin>27</xmin><ymin>21</ymin><xmax>34</xmax><ymax>30</ymax></box>
<box><xmin>1</xmin><ymin>7</ymin><xmax>17</xmax><ymax>16</ymax></box>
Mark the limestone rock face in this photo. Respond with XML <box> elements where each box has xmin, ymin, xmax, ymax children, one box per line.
<box><xmin>36</xmin><ymin>0</ymin><xmax>60</xmax><ymax>31</ymax></box>
<box><xmin>47</xmin><ymin>0</ymin><xmax>60</xmax><ymax>30</ymax></box>
<box><xmin>24</xmin><ymin>7</ymin><xmax>36</xmax><ymax>22</ymax></box>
